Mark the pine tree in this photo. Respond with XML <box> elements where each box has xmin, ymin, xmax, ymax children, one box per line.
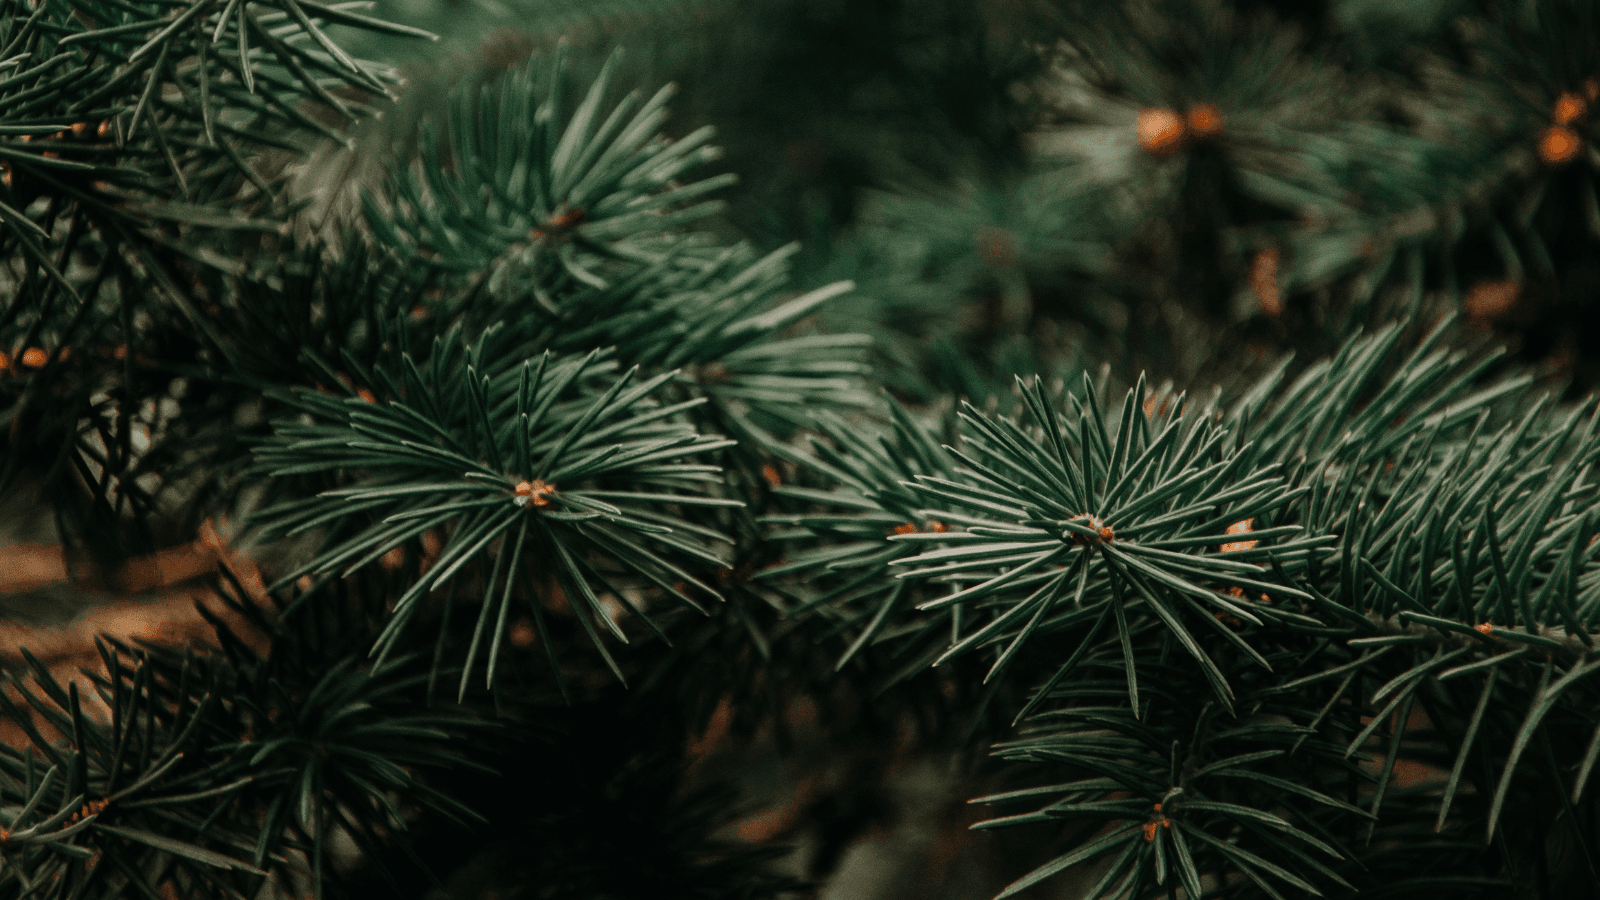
<box><xmin>2</xmin><ymin>0</ymin><xmax>1600</xmax><ymax>899</ymax></box>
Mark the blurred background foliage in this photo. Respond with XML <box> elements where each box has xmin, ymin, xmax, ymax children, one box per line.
<box><xmin>319</xmin><ymin>0</ymin><xmax>1599</xmax><ymax>406</ymax></box>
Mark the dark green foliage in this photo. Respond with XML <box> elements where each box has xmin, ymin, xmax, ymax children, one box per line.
<box><xmin>7</xmin><ymin>0</ymin><xmax>1600</xmax><ymax>898</ymax></box>
<box><xmin>758</xmin><ymin>319</ymin><xmax>1600</xmax><ymax>897</ymax></box>
<box><xmin>925</xmin><ymin>324</ymin><xmax>1600</xmax><ymax>898</ymax></box>
<box><xmin>413</xmin><ymin>719</ymin><xmax>806</xmax><ymax>900</ymax></box>
<box><xmin>0</xmin><ymin>570</ymin><xmax>484</xmax><ymax>900</ymax></box>
<box><xmin>360</xmin><ymin>46</ymin><xmax>871</xmax><ymax>443</ymax></box>
<box><xmin>253</xmin><ymin>341</ymin><xmax>741</xmax><ymax>692</ymax></box>
<box><xmin>365</xmin><ymin>48</ymin><xmax>735</xmax><ymax>286</ymax></box>
<box><xmin>0</xmin><ymin>0</ymin><xmax>430</xmax><ymax>291</ymax></box>
<box><xmin>761</xmin><ymin>399</ymin><xmax>963</xmax><ymax>675</ymax></box>
<box><xmin>0</xmin><ymin>0</ymin><xmax>432</xmax><ymax>571</ymax></box>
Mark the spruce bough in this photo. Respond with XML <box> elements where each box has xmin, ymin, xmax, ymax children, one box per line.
<box><xmin>2</xmin><ymin>2</ymin><xmax>1600</xmax><ymax>898</ymax></box>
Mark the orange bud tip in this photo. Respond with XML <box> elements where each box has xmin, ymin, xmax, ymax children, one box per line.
<box><xmin>1186</xmin><ymin>103</ymin><xmax>1223</xmax><ymax>138</ymax></box>
<box><xmin>379</xmin><ymin>546</ymin><xmax>405</xmax><ymax>570</ymax></box>
<box><xmin>1554</xmin><ymin>92</ymin><xmax>1587</xmax><ymax>126</ymax></box>
<box><xmin>1250</xmin><ymin>248</ymin><xmax>1282</xmax><ymax>318</ymax></box>
<box><xmin>548</xmin><ymin>205</ymin><xmax>586</xmax><ymax>230</ymax></box>
<box><xmin>1137</xmin><ymin>108</ymin><xmax>1187</xmax><ymax>156</ymax></box>
<box><xmin>1463</xmin><ymin>279</ymin><xmax>1521</xmax><ymax>321</ymax></box>
<box><xmin>509</xmin><ymin>618</ymin><xmax>536</xmax><ymax>648</ymax></box>
<box><xmin>20</xmin><ymin>348</ymin><xmax>48</xmax><ymax>369</ymax></box>
<box><xmin>1538</xmin><ymin>125</ymin><xmax>1582</xmax><ymax>166</ymax></box>
<box><xmin>1068</xmin><ymin>515</ymin><xmax>1115</xmax><ymax>546</ymax></box>
<box><xmin>1221</xmin><ymin>518</ymin><xmax>1259</xmax><ymax>553</ymax></box>
<box><xmin>513</xmin><ymin>479</ymin><xmax>555</xmax><ymax>507</ymax></box>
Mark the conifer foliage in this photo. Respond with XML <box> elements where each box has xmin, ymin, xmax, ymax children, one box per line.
<box><xmin>3</xmin><ymin>0</ymin><xmax>1600</xmax><ymax>899</ymax></box>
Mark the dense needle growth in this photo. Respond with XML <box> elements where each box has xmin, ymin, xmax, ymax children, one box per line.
<box><xmin>2</xmin><ymin>0</ymin><xmax>1600</xmax><ymax>898</ymax></box>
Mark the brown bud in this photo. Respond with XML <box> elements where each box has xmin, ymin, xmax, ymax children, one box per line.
<box><xmin>1186</xmin><ymin>103</ymin><xmax>1223</xmax><ymax>139</ymax></box>
<box><xmin>1539</xmin><ymin>125</ymin><xmax>1582</xmax><ymax>166</ymax></box>
<box><xmin>1136</xmin><ymin>108</ymin><xmax>1187</xmax><ymax>156</ymax></box>
<box><xmin>1463</xmin><ymin>279</ymin><xmax>1521</xmax><ymax>321</ymax></box>
<box><xmin>1554</xmin><ymin>91</ymin><xmax>1587</xmax><ymax>126</ymax></box>
<box><xmin>1249</xmin><ymin>247</ymin><xmax>1282</xmax><ymax>318</ymax></box>
<box><xmin>513</xmin><ymin>479</ymin><xmax>555</xmax><ymax>507</ymax></box>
